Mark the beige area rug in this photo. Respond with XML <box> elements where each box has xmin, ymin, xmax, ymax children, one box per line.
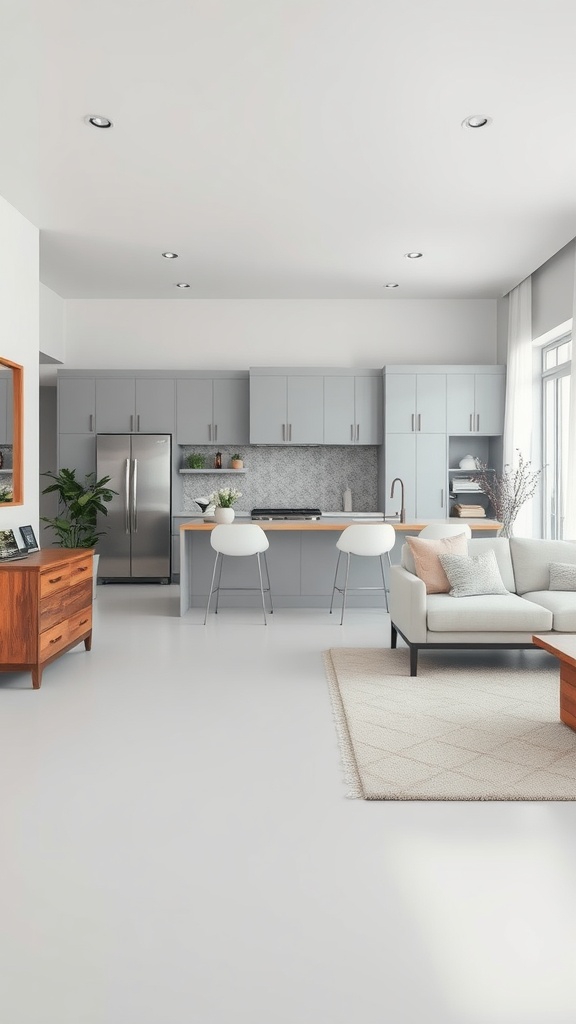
<box><xmin>324</xmin><ymin>648</ymin><xmax>576</xmax><ymax>800</ymax></box>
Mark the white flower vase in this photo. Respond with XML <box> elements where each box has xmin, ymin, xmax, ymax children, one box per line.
<box><xmin>214</xmin><ymin>507</ymin><xmax>235</xmax><ymax>524</ymax></box>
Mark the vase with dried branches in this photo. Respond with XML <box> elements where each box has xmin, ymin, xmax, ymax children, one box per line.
<box><xmin>476</xmin><ymin>450</ymin><xmax>544</xmax><ymax>538</ymax></box>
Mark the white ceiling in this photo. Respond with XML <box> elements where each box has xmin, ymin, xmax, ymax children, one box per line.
<box><xmin>3</xmin><ymin>0</ymin><xmax>576</xmax><ymax>300</ymax></box>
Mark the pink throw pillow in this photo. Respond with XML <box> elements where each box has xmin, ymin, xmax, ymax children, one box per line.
<box><xmin>406</xmin><ymin>534</ymin><xmax>469</xmax><ymax>594</ymax></box>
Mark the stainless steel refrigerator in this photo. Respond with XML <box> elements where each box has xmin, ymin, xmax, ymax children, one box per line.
<box><xmin>96</xmin><ymin>434</ymin><xmax>171</xmax><ymax>582</ymax></box>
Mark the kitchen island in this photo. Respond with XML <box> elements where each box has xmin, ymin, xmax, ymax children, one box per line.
<box><xmin>179</xmin><ymin>517</ymin><xmax>501</xmax><ymax>615</ymax></box>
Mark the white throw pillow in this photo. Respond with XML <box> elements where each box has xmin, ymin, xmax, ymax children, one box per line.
<box><xmin>549</xmin><ymin>562</ymin><xmax>576</xmax><ymax>591</ymax></box>
<box><xmin>439</xmin><ymin>549</ymin><xmax>510</xmax><ymax>598</ymax></box>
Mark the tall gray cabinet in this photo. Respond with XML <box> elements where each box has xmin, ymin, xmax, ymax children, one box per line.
<box><xmin>381</xmin><ymin>365</ymin><xmax>506</xmax><ymax>520</ymax></box>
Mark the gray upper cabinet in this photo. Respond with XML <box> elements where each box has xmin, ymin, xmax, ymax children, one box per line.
<box><xmin>385</xmin><ymin>372</ymin><xmax>446</xmax><ymax>433</ymax></box>
<box><xmin>250</xmin><ymin>373</ymin><xmax>324</xmax><ymax>443</ymax></box>
<box><xmin>324</xmin><ymin>374</ymin><xmax>382</xmax><ymax>444</ymax></box>
<box><xmin>96</xmin><ymin>377</ymin><xmax>175</xmax><ymax>433</ymax></box>
<box><xmin>384</xmin><ymin>432</ymin><xmax>447</xmax><ymax>520</ymax></box>
<box><xmin>176</xmin><ymin>376</ymin><xmax>249</xmax><ymax>444</ymax></box>
<box><xmin>58</xmin><ymin>377</ymin><xmax>96</xmax><ymax>433</ymax></box>
<box><xmin>135</xmin><ymin>379</ymin><xmax>175</xmax><ymax>433</ymax></box>
<box><xmin>446</xmin><ymin>369</ymin><xmax>505</xmax><ymax>434</ymax></box>
<box><xmin>95</xmin><ymin>378</ymin><xmax>136</xmax><ymax>432</ymax></box>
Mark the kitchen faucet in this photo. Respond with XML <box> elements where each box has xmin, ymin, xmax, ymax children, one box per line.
<box><xmin>390</xmin><ymin>477</ymin><xmax>406</xmax><ymax>523</ymax></box>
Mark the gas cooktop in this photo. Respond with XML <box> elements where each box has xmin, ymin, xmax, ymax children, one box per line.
<box><xmin>251</xmin><ymin>507</ymin><xmax>322</xmax><ymax>521</ymax></box>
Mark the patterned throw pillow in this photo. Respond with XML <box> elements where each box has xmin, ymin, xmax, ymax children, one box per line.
<box><xmin>549</xmin><ymin>562</ymin><xmax>576</xmax><ymax>591</ymax></box>
<box><xmin>406</xmin><ymin>533</ymin><xmax>469</xmax><ymax>594</ymax></box>
<box><xmin>438</xmin><ymin>549</ymin><xmax>510</xmax><ymax>598</ymax></box>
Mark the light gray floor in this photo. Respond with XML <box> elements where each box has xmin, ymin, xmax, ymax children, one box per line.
<box><xmin>2</xmin><ymin>586</ymin><xmax>576</xmax><ymax>1024</ymax></box>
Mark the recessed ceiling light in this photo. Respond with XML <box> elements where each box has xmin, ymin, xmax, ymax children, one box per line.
<box><xmin>461</xmin><ymin>114</ymin><xmax>492</xmax><ymax>129</ymax></box>
<box><xmin>162</xmin><ymin>252</ymin><xmax>179</xmax><ymax>259</ymax></box>
<box><xmin>404</xmin><ymin>252</ymin><xmax>423</xmax><ymax>259</ymax></box>
<box><xmin>385</xmin><ymin>283</ymin><xmax>399</xmax><ymax>288</ymax></box>
<box><xmin>85</xmin><ymin>115</ymin><xmax>113</xmax><ymax>128</ymax></box>
<box><xmin>176</xmin><ymin>282</ymin><xmax>190</xmax><ymax>289</ymax></box>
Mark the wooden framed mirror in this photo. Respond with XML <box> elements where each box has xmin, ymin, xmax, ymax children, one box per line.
<box><xmin>0</xmin><ymin>357</ymin><xmax>23</xmax><ymax>506</ymax></box>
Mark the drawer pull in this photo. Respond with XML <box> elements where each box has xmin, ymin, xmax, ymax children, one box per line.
<box><xmin>79</xmin><ymin>618</ymin><xmax>88</xmax><ymax>626</ymax></box>
<box><xmin>77</xmin><ymin>566</ymin><xmax>88</xmax><ymax>573</ymax></box>
<box><xmin>48</xmin><ymin>575</ymin><xmax>63</xmax><ymax>584</ymax></box>
<box><xmin>49</xmin><ymin>635</ymin><xmax>63</xmax><ymax>645</ymax></box>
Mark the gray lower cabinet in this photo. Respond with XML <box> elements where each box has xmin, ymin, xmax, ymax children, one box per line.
<box><xmin>446</xmin><ymin>371</ymin><xmax>505</xmax><ymax>434</ymax></box>
<box><xmin>0</xmin><ymin>376</ymin><xmax>9</xmax><ymax>444</ymax></box>
<box><xmin>323</xmin><ymin>374</ymin><xmax>382</xmax><ymax>444</ymax></box>
<box><xmin>58</xmin><ymin>377</ymin><xmax>96</xmax><ymax>433</ymax></box>
<box><xmin>176</xmin><ymin>377</ymin><xmax>249</xmax><ymax>444</ymax></box>
<box><xmin>181</xmin><ymin>529</ymin><xmax>387</xmax><ymax>608</ymax></box>
<box><xmin>250</xmin><ymin>374</ymin><xmax>324</xmax><ymax>443</ymax></box>
<box><xmin>384</xmin><ymin>433</ymin><xmax>447</xmax><ymax>520</ymax></box>
<box><xmin>385</xmin><ymin>372</ymin><xmax>446</xmax><ymax>434</ymax></box>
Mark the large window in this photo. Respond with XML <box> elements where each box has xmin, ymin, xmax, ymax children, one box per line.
<box><xmin>542</xmin><ymin>335</ymin><xmax>571</xmax><ymax>538</ymax></box>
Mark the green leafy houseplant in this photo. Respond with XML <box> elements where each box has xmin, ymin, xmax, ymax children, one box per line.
<box><xmin>186</xmin><ymin>452</ymin><xmax>206</xmax><ymax>469</ymax></box>
<box><xmin>41</xmin><ymin>468</ymin><xmax>117</xmax><ymax>548</ymax></box>
<box><xmin>209</xmin><ymin>487</ymin><xmax>242</xmax><ymax>508</ymax></box>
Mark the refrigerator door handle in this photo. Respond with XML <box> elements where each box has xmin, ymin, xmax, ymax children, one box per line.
<box><xmin>132</xmin><ymin>459</ymin><xmax>138</xmax><ymax>533</ymax></box>
<box><xmin>125</xmin><ymin>459</ymin><xmax>131</xmax><ymax>533</ymax></box>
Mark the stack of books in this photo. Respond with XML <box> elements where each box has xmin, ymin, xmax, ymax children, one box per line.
<box><xmin>452</xmin><ymin>503</ymin><xmax>486</xmax><ymax>518</ymax></box>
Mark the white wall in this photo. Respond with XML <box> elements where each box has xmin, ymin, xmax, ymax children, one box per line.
<box><xmin>532</xmin><ymin>239</ymin><xmax>575</xmax><ymax>340</ymax></box>
<box><xmin>0</xmin><ymin>195</ymin><xmax>39</xmax><ymax>535</ymax></box>
<box><xmin>64</xmin><ymin>298</ymin><xmax>497</xmax><ymax>369</ymax></box>
<box><xmin>40</xmin><ymin>283</ymin><xmax>66</xmax><ymax>362</ymax></box>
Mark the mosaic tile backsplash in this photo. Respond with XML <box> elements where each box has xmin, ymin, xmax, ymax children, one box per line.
<box><xmin>180</xmin><ymin>445</ymin><xmax>379</xmax><ymax>513</ymax></box>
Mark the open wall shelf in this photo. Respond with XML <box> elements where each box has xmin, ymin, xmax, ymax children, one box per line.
<box><xmin>179</xmin><ymin>468</ymin><xmax>247</xmax><ymax>474</ymax></box>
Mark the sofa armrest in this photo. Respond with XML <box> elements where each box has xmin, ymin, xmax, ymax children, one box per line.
<box><xmin>389</xmin><ymin>565</ymin><xmax>427</xmax><ymax>643</ymax></box>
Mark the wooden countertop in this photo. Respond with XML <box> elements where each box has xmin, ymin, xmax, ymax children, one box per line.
<box><xmin>180</xmin><ymin>518</ymin><xmax>501</xmax><ymax>532</ymax></box>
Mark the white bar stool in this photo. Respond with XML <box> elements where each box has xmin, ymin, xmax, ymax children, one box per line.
<box><xmin>329</xmin><ymin>523</ymin><xmax>396</xmax><ymax>625</ymax></box>
<box><xmin>204</xmin><ymin>524</ymin><xmax>273</xmax><ymax>625</ymax></box>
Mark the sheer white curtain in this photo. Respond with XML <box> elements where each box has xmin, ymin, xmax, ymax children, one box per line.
<box><xmin>564</xmin><ymin>257</ymin><xmax>576</xmax><ymax>538</ymax></box>
<box><xmin>502</xmin><ymin>277</ymin><xmax>534</xmax><ymax>536</ymax></box>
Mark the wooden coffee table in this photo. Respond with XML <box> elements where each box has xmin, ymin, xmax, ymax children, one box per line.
<box><xmin>533</xmin><ymin>634</ymin><xmax>576</xmax><ymax>731</ymax></box>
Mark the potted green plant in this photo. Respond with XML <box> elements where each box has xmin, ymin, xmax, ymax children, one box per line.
<box><xmin>41</xmin><ymin>469</ymin><xmax>117</xmax><ymax>595</ymax></box>
<box><xmin>230</xmin><ymin>453</ymin><xmax>244</xmax><ymax>470</ymax></box>
<box><xmin>209</xmin><ymin>486</ymin><xmax>242</xmax><ymax>523</ymax></box>
<box><xmin>185</xmin><ymin>452</ymin><xmax>206</xmax><ymax>469</ymax></box>
<box><xmin>41</xmin><ymin>468</ymin><xmax>116</xmax><ymax>547</ymax></box>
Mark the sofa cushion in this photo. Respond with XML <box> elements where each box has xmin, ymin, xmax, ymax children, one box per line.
<box><xmin>426</xmin><ymin>593</ymin><xmax>553</xmax><ymax>633</ymax></box>
<box><xmin>405</xmin><ymin>534</ymin><xmax>468</xmax><ymax>594</ymax></box>
<box><xmin>549</xmin><ymin>562</ymin><xmax>576</xmax><ymax>591</ymax></box>
<box><xmin>401</xmin><ymin>536</ymin><xmax>516</xmax><ymax>590</ymax></box>
<box><xmin>439</xmin><ymin>549</ymin><xmax>510</xmax><ymax>597</ymax></box>
<box><xmin>509</xmin><ymin>537</ymin><xmax>576</xmax><ymax>595</ymax></box>
<box><xmin>522</xmin><ymin>591</ymin><xmax>576</xmax><ymax>631</ymax></box>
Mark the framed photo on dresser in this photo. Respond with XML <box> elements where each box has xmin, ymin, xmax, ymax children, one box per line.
<box><xmin>19</xmin><ymin>525</ymin><xmax>39</xmax><ymax>551</ymax></box>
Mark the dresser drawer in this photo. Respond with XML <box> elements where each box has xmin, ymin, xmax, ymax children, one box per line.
<box><xmin>68</xmin><ymin>607</ymin><xmax>92</xmax><ymax>642</ymax></box>
<box><xmin>69</xmin><ymin>555</ymin><xmax>93</xmax><ymax>585</ymax></box>
<box><xmin>40</xmin><ymin>579</ymin><xmax>93</xmax><ymax>632</ymax></box>
<box><xmin>40</xmin><ymin>619</ymin><xmax>70</xmax><ymax>659</ymax></box>
<box><xmin>40</xmin><ymin>563</ymin><xmax>72</xmax><ymax>598</ymax></box>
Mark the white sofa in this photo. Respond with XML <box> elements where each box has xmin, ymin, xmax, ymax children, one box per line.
<box><xmin>389</xmin><ymin>537</ymin><xmax>576</xmax><ymax>675</ymax></box>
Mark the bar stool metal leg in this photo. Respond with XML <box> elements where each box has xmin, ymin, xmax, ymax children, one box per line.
<box><xmin>340</xmin><ymin>551</ymin><xmax>351</xmax><ymax>625</ymax></box>
<box><xmin>262</xmin><ymin>552</ymin><xmax>274</xmax><ymax>614</ymax></box>
<box><xmin>329</xmin><ymin>551</ymin><xmax>342</xmax><ymax>615</ymax></box>
<box><xmin>204</xmin><ymin>552</ymin><xmax>221</xmax><ymax>624</ymax></box>
<box><xmin>256</xmin><ymin>552</ymin><xmax>267</xmax><ymax>625</ymax></box>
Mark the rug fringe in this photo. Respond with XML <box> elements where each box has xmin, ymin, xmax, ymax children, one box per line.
<box><xmin>322</xmin><ymin>651</ymin><xmax>364</xmax><ymax>799</ymax></box>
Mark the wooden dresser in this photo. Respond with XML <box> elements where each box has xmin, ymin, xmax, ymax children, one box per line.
<box><xmin>0</xmin><ymin>549</ymin><xmax>93</xmax><ymax>688</ymax></box>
